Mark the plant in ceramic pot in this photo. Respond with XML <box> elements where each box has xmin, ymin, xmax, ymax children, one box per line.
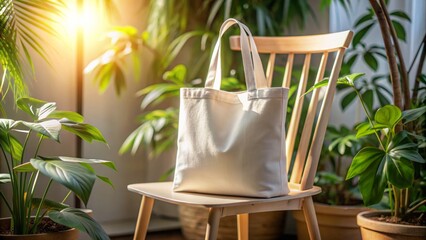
<box><xmin>305</xmin><ymin>0</ymin><xmax>426</xmax><ymax>238</ymax></box>
<box><xmin>308</xmin><ymin>71</ymin><xmax>426</xmax><ymax>239</ymax></box>
<box><xmin>0</xmin><ymin>97</ymin><xmax>115</xmax><ymax>240</ymax></box>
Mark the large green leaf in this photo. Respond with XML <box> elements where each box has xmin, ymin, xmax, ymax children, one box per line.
<box><xmin>359</xmin><ymin>158</ymin><xmax>387</xmax><ymax>206</ymax></box>
<box><xmin>21</xmin><ymin>120</ymin><xmax>61</xmax><ymax>141</ymax></box>
<box><xmin>48</xmin><ymin>111</ymin><xmax>84</xmax><ymax>123</ymax></box>
<box><xmin>60</xmin><ymin>120</ymin><xmax>106</xmax><ymax>143</ymax></box>
<box><xmin>57</xmin><ymin>156</ymin><xmax>116</xmax><ymax>171</ymax></box>
<box><xmin>31</xmin><ymin>198</ymin><xmax>68</xmax><ymax>211</ymax></box>
<box><xmin>402</xmin><ymin>106</ymin><xmax>426</xmax><ymax>124</ymax></box>
<box><xmin>0</xmin><ymin>129</ymin><xmax>23</xmax><ymax>162</ymax></box>
<box><xmin>374</xmin><ymin>105</ymin><xmax>402</xmax><ymax>130</ymax></box>
<box><xmin>385</xmin><ymin>155</ymin><xmax>413</xmax><ymax>188</ymax></box>
<box><xmin>346</xmin><ymin>147</ymin><xmax>385</xmax><ymax>180</ymax></box>
<box><xmin>30</xmin><ymin>159</ymin><xmax>96</xmax><ymax>206</ymax></box>
<box><xmin>17</xmin><ymin>97</ymin><xmax>57</xmax><ymax>120</ymax></box>
<box><xmin>49</xmin><ymin>208</ymin><xmax>109</xmax><ymax>240</ymax></box>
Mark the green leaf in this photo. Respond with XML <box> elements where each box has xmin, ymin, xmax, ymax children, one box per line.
<box><xmin>363</xmin><ymin>89</ymin><xmax>374</xmax><ymax>112</ymax></box>
<box><xmin>49</xmin><ymin>208</ymin><xmax>109</xmax><ymax>240</ymax></box>
<box><xmin>346</xmin><ymin>147</ymin><xmax>385</xmax><ymax>179</ymax></box>
<box><xmin>48</xmin><ymin>111</ymin><xmax>84</xmax><ymax>123</ymax></box>
<box><xmin>385</xmin><ymin>155</ymin><xmax>413</xmax><ymax>188</ymax></box>
<box><xmin>354</xmin><ymin>12</ymin><xmax>374</xmax><ymax>28</ymax></box>
<box><xmin>114</xmin><ymin>65</ymin><xmax>126</xmax><ymax>96</ymax></box>
<box><xmin>17</xmin><ymin>97</ymin><xmax>57</xmax><ymax>120</ymax></box>
<box><xmin>21</xmin><ymin>120</ymin><xmax>61</xmax><ymax>141</ymax></box>
<box><xmin>355</xmin><ymin>122</ymin><xmax>376</xmax><ymax>138</ymax></box>
<box><xmin>363</xmin><ymin>52</ymin><xmax>378</xmax><ymax>71</ymax></box>
<box><xmin>96</xmin><ymin>175</ymin><xmax>114</xmax><ymax>188</ymax></box>
<box><xmin>353</xmin><ymin>23</ymin><xmax>374</xmax><ymax>47</ymax></box>
<box><xmin>390</xmin><ymin>11</ymin><xmax>411</xmax><ymax>22</ymax></box>
<box><xmin>14</xmin><ymin>162</ymin><xmax>37</xmax><ymax>172</ymax></box>
<box><xmin>341</xmin><ymin>91</ymin><xmax>357</xmax><ymax>111</ymax></box>
<box><xmin>31</xmin><ymin>159</ymin><xmax>96</xmax><ymax>206</ymax></box>
<box><xmin>402</xmin><ymin>106</ymin><xmax>426</xmax><ymax>124</ymax></box>
<box><xmin>31</xmin><ymin>198</ymin><xmax>69</xmax><ymax>211</ymax></box>
<box><xmin>0</xmin><ymin>131</ymin><xmax>23</xmax><ymax>162</ymax></box>
<box><xmin>60</xmin><ymin>121</ymin><xmax>106</xmax><ymax>143</ymax></box>
<box><xmin>57</xmin><ymin>156</ymin><xmax>116</xmax><ymax>171</ymax></box>
<box><xmin>305</xmin><ymin>73</ymin><xmax>362</xmax><ymax>96</ymax></box>
<box><xmin>359</xmin><ymin>158</ymin><xmax>387</xmax><ymax>206</ymax></box>
<box><xmin>374</xmin><ymin>105</ymin><xmax>402</xmax><ymax>130</ymax></box>
<box><xmin>0</xmin><ymin>173</ymin><xmax>11</xmax><ymax>184</ymax></box>
<box><xmin>0</xmin><ymin>119</ymin><xmax>17</xmax><ymax>130</ymax></box>
<box><xmin>391</xmin><ymin>20</ymin><xmax>406</xmax><ymax>41</ymax></box>
<box><xmin>138</xmin><ymin>83</ymin><xmax>182</xmax><ymax>109</ymax></box>
<box><xmin>162</xmin><ymin>64</ymin><xmax>187</xmax><ymax>84</ymax></box>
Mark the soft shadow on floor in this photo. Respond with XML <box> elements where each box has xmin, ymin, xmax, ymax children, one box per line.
<box><xmin>110</xmin><ymin>231</ymin><xmax>298</xmax><ymax>240</ymax></box>
<box><xmin>111</xmin><ymin>230</ymin><xmax>185</xmax><ymax>240</ymax></box>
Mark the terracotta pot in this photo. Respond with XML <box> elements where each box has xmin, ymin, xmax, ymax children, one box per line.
<box><xmin>0</xmin><ymin>218</ymin><xmax>79</xmax><ymax>240</ymax></box>
<box><xmin>357</xmin><ymin>210</ymin><xmax>426</xmax><ymax>240</ymax></box>
<box><xmin>179</xmin><ymin>206</ymin><xmax>286</xmax><ymax>240</ymax></box>
<box><xmin>292</xmin><ymin>202</ymin><xmax>369</xmax><ymax>240</ymax></box>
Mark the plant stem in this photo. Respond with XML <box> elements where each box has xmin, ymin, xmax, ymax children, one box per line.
<box><xmin>355</xmin><ymin>88</ymin><xmax>385</xmax><ymax>150</ymax></box>
<box><xmin>0</xmin><ymin>192</ymin><xmax>13</xmax><ymax>215</ymax></box>
<box><xmin>62</xmin><ymin>190</ymin><xmax>73</xmax><ymax>203</ymax></box>
<box><xmin>379</xmin><ymin>0</ymin><xmax>410</xmax><ymax>111</ymax></box>
<box><xmin>34</xmin><ymin>135</ymin><xmax>44</xmax><ymax>157</ymax></box>
<box><xmin>31</xmin><ymin>178</ymin><xmax>53</xmax><ymax>234</ymax></box>
<box><xmin>369</xmin><ymin>0</ymin><xmax>403</xmax><ymax>132</ymax></box>
<box><xmin>408</xmin><ymin>199</ymin><xmax>426</xmax><ymax>214</ymax></box>
<box><xmin>393</xmin><ymin>185</ymin><xmax>400</xmax><ymax>218</ymax></box>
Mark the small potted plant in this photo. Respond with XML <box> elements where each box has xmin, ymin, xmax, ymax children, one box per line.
<box><xmin>0</xmin><ymin>97</ymin><xmax>115</xmax><ymax>240</ymax></box>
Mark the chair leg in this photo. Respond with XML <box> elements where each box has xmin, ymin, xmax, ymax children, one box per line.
<box><xmin>133</xmin><ymin>196</ymin><xmax>155</xmax><ymax>240</ymax></box>
<box><xmin>237</xmin><ymin>213</ymin><xmax>249</xmax><ymax>240</ymax></box>
<box><xmin>302</xmin><ymin>197</ymin><xmax>321</xmax><ymax>240</ymax></box>
<box><xmin>205</xmin><ymin>208</ymin><xmax>222</xmax><ymax>240</ymax></box>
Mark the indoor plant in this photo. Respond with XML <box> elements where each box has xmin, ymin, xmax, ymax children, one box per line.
<box><xmin>308</xmin><ymin>72</ymin><xmax>426</xmax><ymax>239</ymax></box>
<box><xmin>0</xmin><ymin>97</ymin><xmax>115</xmax><ymax>239</ymax></box>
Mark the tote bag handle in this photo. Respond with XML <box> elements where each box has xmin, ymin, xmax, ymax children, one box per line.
<box><xmin>205</xmin><ymin>18</ymin><xmax>267</xmax><ymax>91</ymax></box>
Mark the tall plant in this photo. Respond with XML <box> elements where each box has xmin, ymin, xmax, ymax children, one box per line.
<box><xmin>0</xmin><ymin>97</ymin><xmax>114</xmax><ymax>239</ymax></box>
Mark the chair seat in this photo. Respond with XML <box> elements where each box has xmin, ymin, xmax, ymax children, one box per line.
<box><xmin>128</xmin><ymin>182</ymin><xmax>321</xmax><ymax>208</ymax></box>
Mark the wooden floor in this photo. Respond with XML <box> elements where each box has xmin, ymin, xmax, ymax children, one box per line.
<box><xmin>111</xmin><ymin>230</ymin><xmax>297</xmax><ymax>240</ymax></box>
<box><xmin>111</xmin><ymin>230</ymin><xmax>184</xmax><ymax>240</ymax></box>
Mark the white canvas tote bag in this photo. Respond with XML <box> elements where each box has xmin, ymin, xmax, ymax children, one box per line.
<box><xmin>173</xmin><ymin>18</ymin><xmax>290</xmax><ymax>198</ymax></box>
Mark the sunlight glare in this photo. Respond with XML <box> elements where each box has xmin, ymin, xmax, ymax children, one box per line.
<box><xmin>63</xmin><ymin>2</ymin><xmax>100</xmax><ymax>34</ymax></box>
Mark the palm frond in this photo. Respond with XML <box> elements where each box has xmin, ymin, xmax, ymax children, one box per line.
<box><xmin>0</xmin><ymin>0</ymin><xmax>66</xmax><ymax>102</ymax></box>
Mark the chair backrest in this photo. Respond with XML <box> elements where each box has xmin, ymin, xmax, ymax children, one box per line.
<box><xmin>230</xmin><ymin>31</ymin><xmax>353</xmax><ymax>190</ymax></box>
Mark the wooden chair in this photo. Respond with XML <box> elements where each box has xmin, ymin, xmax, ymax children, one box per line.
<box><xmin>128</xmin><ymin>30</ymin><xmax>353</xmax><ymax>240</ymax></box>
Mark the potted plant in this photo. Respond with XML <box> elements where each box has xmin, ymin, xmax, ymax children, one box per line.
<box><xmin>0</xmin><ymin>97</ymin><xmax>115</xmax><ymax>240</ymax></box>
<box><xmin>299</xmin><ymin>1</ymin><xmax>425</xmax><ymax>238</ymax></box>
<box><xmin>308</xmin><ymin>70</ymin><xmax>426</xmax><ymax>239</ymax></box>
